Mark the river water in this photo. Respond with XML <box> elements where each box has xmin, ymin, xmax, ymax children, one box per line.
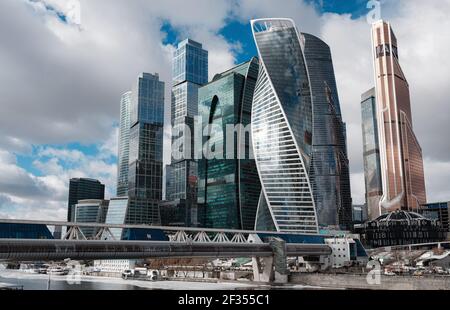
<box><xmin>0</xmin><ymin>270</ymin><xmax>266</xmax><ymax>290</ymax></box>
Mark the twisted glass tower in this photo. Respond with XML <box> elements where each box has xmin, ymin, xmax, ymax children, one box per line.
<box><xmin>251</xmin><ymin>19</ymin><xmax>318</xmax><ymax>233</ymax></box>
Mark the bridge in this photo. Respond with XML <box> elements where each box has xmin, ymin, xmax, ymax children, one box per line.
<box><xmin>0</xmin><ymin>218</ymin><xmax>361</xmax><ymax>283</ymax></box>
<box><xmin>0</xmin><ymin>239</ymin><xmax>331</xmax><ymax>261</ymax></box>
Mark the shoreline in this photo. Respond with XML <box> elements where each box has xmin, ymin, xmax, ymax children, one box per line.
<box><xmin>0</xmin><ymin>270</ymin><xmax>329</xmax><ymax>290</ymax></box>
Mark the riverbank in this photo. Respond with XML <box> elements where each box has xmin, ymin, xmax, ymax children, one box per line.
<box><xmin>0</xmin><ymin>270</ymin><xmax>329</xmax><ymax>290</ymax></box>
<box><xmin>290</xmin><ymin>272</ymin><xmax>450</xmax><ymax>290</ymax></box>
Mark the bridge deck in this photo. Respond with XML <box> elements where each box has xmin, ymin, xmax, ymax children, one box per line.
<box><xmin>0</xmin><ymin>239</ymin><xmax>331</xmax><ymax>261</ymax></box>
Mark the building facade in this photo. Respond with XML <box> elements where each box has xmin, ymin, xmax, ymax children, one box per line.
<box><xmin>303</xmin><ymin>33</ymin><xmax>352</xmax><ymax>230</ymax></box>
<box><xmin>165</xmin><ymin>39</ymin><xmax>208</xmax><ymax>227</ymax></box>
<box><xmin>127</xmin><ymin>73</ymin><xmax>165</xmax><ymax>226</ymax></box>
<box><xmin>67</xmin><ymin>178</ymin><xmax>105</xmax><ymax>222</ymax></box>
<box><xmin>104</xmin><ymin>197</ymin><xmax>129</xmax><ymax>240</ymax></box>
<box><xmin>117</xmin><ymin>91</ymin><xmax>132</xmax><ymax>197</ymax></box>
<box><xmin>371</xmin><ymin>20</ymin><xmax>427</xmax><ymax>216</ymax></box>
<box><xmin>361</xmin><ymin>88</ymin><xmax>383</xmax><ymax>220</ymax></box>
<box><xmin>251</xmin><ymin>19</ymin><xmax>317</xmax><ymax>233</ymax></box>
<box><xmin>363</xmin><ymin>210</ymin><xmax>445</xmax><ymax>248</ymax></box>
<box><xmin>198</xmin><ymin>58</ymin><xmax>261</xmax><ymax>230</ymax></box>
<box><xmin>74</xmin><ymin>199</ymin><xmax>109</xmax><ymax>238</ymax></box>
<box><xmin>420</xmin><ymin>202</ymin><xmax>450</xmax><ymax>233</ymax></box>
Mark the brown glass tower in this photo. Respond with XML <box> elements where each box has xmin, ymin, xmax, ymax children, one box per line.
<box><xmin>371</xmin><ymin>20</ymin><xmax>427</xmax><ymax>217</ymax></box>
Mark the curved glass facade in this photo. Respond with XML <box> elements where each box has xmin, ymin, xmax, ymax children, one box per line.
<box><xmin>74</xmin><ymin>199</ymin><xmax>109</xmax><ymax>238</ymax></box>
<box><xmin>198</xmin><ymin>58</ymin><xmax>261</xmax><ymax>230</ymax></box>
<box><xmin>251</xmin><ymin>19</ymin><xmax>318</xmax><ymax>233</ymax></box>
<box><xmin>303</xmin><ymin>33</ymin><xmax>352</xmax><ymax>229</ymax></box>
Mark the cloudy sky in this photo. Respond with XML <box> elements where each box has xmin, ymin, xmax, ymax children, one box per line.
<box><xmin>0</xmin><ymin>0</ymin><xmax>449</xmax><ymax>220</ymax></box>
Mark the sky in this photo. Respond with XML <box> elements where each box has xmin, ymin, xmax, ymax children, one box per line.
<box><xmin>0</xmin><ymin>0</ymin><xmax>450</xmax><ymax>221</ymax></box>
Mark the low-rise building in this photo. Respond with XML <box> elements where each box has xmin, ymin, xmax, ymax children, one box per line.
<box><xmin>420</xmin><ymin>201</ymin><xmax>450</xmax><ymax>235</ymax></box>
<box><xmin>362</xmin><ymin>210</ymin><xmax>446</xmax><ymax>248</ymax></box>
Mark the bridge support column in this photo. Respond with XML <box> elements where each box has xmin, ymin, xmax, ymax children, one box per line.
<box><xmin>252</xmin><ymin>237</ymin><xmax>289</xmax><ymax>284</ymax></box>
<box><xmin>269</xmin><ymin>237</ymin><xmax>289</xmax><ymax>284</ymax></box>
<box><xmin>252</xmin><ymin>256</ymin><xmax>273</xmax><ymax>283</ymax></box>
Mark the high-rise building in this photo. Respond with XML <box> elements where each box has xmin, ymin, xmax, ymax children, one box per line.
<box><xmin>251</xmin><ymin>19</ymin><xmax>317</xmax><ymax>233</ymax></box>
<box><xmin>127</xmin><ymin>73</ymin><xmax>165</xmax><ymax>225</ymax></box>
<box><xmin>198</xmin><ymin>57</ymin><xmax>261</xmax><ymax>230</ymax></box>
<box><xmin>361</xmin><ymin>88</ymin><xmax>383</xmax><ymax>220</ymax></box>
<box><xmin>165</xmin><ymin>39</ymin><xmax>208</xmax><ymax>227</ymax></box>
<box><xmin>371</xmin><ymin>20</ymin><xmax>427</xmax><ymax>216</ymax></box>
<box><xmin>117</xmin><ymin>91</ymin><xmax>132</xmax><ymax>197</ymax></box>
<box><xmin>303</xmin><ymin>33</ymin><xmax>353</xmax><ymax>230</ymax></box>
<box><xmin>67</xmin><ymin>178</ymin><xmax>105</xmax><ymax>222</ymax></box>
<box><xmin>74</xmin><ymin>199</ymin><xmax>109</xmax><ymax>238</ymax></box>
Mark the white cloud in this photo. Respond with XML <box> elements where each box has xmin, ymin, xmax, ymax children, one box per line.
<box><xmin>0</xmin><ymin>129</ymin><xmax>117</xmax><ymax>220</ymax></box>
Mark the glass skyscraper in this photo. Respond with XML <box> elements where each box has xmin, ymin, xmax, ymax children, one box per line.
<box><xmin>67</xmin><ymin>178</ymin><xmax>105</xmax><ymax>222</ymax></box>
<box><xmin>198</xmin><ymin>57</ymin><xmax>261</xmax><ymax>230</ymax></box>
<box><xmin>251</xmin><ymin>19</ymin><xmax>317</xmax><ymax>233</ymax></box>
<box><xmin>126</xmin><ymin>73</ymin><xmax>165</xmax><ymax>225</ymax></box>
<box><xmin>371</xmin><ymin>20</ymin><xmax>426</xmax><ymax>216</ymax></box>
<box><xmin>117</xmin><ymin>91</ymin><xmax>132</xmax><ymax>197</ymax></box>
<box><xmin>303</xmin><ymin>33</ymin><xmax>352</xmax><ymax>230</ymax></box>
<box><xmin>361</xmin><ymin>88</ymin><xmax>383</xmax><ymax>220</ymax></box>
<box><xmin>165</xmin><ymin>39</ymin><xmax>208</xmax><ymax>227</ymax></box>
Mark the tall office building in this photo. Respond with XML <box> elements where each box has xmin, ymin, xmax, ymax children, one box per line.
<box><xmin>371</xmin><ymin>20</ymin><xmax>426</xmax><ymax>216</ymax></box>
<box><xmin>126</xmin><ymin>73</ymin><xmax>165</xmax><ymax>225</ymax></box>
<box><xmin>165</xmin><ymin>39</ymin><xmax>208</xmax><ymax>227</ymax></box>
<box><xmin>67</xmin><ymin>178</ymin><xmax>105</xmax><ymax>222</ymax></box>
<box><xmin>117</xmin><ymin>91</ymin><xmax>132</xmax><ymax>197</ymax></box>
<box><xmin>361</xmin><ymin>88</ymin><xmax>383</xmax><ymax>220</ymax></box>
<box><xmin>198</xmin><ymin>57</ymin><xmax>261</xmax><ymax>230</ymax></box>
<box><xmin>251</xmin><ymin>19</ymin><xmax>317</xmax><ymax>233</ymax></box>
<box><xmin>303</xmin><ymin>33</ymin><xmax>353</xmax><ymax>230</ymax></box>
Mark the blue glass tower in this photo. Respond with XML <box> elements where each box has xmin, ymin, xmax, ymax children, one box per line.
<box><xmin>303</xmin><ymin>33</ymin><xmax>353</xmax><ymax>230</ymax></box>
<box><xmin>127</xmin><ymin>73</ymin><xmax>165</xmax><ymax>225</ymax></box>
<box><xmin>165</xmin><ymin>39</ymin><xmax>208</xmax><ymax>227</ymax></box>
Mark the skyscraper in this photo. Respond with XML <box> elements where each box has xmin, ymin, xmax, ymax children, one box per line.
<box><xmin>127</xmin><ymin>72</ymin><xmax>165</xmax><ymax>225</ymax></box>
<box><xmin>371</xmin><ymin>20</ymin><xmax>426</xmax><ymax>216</ymax></box>
<box><xmin>165</xmin><ymin>39</ymin><xmax>208</xmax><ymax>227</ymax></box>
<box><xmin>67</xmin><ymin>178</ymin><xmax>105</xmax><ymax>222</ymax></box>
<box><xmin>251</xmin><ymin>19</ymin><xmax>317</xmax><ymax>233</ymax></box>
<box><xmin>117</xmin><ymin>91</ymin><xmax>132</xmax><ymax>197</ymax></box>
<box><xmin>303</xmin><ymin>33</ymin><xmax>353</xmax><ymax>230</ymax></box>
<box><xmin>361</xmin><ymin>88</ymin><xmax>383</xmax><ymax>220</ymax></box>
<box><xmin>198</xmin><ymin>57</ymin><xmax>261</xmax><ymax>230</ymax></box>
